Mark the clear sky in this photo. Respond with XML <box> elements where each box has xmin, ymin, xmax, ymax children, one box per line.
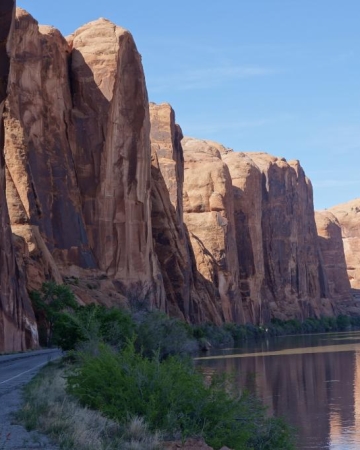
<box><xmin>17</xmin><ymin>0</ymin><xmax>360</xmax><ymax>210</ymax></box>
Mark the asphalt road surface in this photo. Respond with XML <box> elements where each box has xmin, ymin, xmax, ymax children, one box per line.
<box><xmin>0</xmin><ymin>349</ymin><xmax>62</xmax><ymax>449</ymax></box>
<box><xmin>0</xmin><ymin>349</ymin><xmax>62</xmax><ymax>398</ymax></box>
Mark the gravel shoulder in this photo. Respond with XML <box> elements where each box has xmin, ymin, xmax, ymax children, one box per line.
<box><xmin>0</xmin><ymin>349</ymin><xmax>61</xmax><ymax>449</ymax></box>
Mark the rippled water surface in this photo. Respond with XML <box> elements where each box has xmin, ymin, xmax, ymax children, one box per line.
<box><xmin>196</xmin><ymin>331</ymin><xmax>360</xmax><ymax>449</ymax></box>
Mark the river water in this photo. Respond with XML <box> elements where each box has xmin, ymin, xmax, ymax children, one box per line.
<box><xmin>196</xmin><ymin>331</ymin><xmax>360</xmax><ymax>449</ymax></box>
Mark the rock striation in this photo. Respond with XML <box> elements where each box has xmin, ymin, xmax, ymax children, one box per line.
<box><xmin>4</xmin><ymin>9</ymin><xmax>165</xmax><ymax>312</ymax></box>
<box><xmin>244</xmin><ymin>152</ymin><xmax>334</xmax><ymax>321</ymax></box>
<box><xmin>0</xmin><ymin>1</ymin><xmax>38</xmax><ymax>352</ymax></box>
<box><xmin>1</xmin><ymin>6</ymin><xmax>354</xmax><ymax>351</ymax></box>
<box><xmin>182</xmin><ymin>137</ymin><xmax>244</xmax><ymax>323</ymax></box>
<box><xmin>150</xmin><ymin>103</ymin><xmax>236</xmax><ymax>324</ymax></box>
<box><xmin>67</xmin><ymin>19</ymin><xmax>165</xmax><ymax>306</ymax></box>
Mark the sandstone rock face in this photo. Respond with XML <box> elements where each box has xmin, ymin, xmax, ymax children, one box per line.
<box><xmin>222</xmin><ymin>151</ymin><xmax>266</xmax><ymax>323</ymax></box>
<box><xmin>5</xmin><ymin>10</ymin><xmax>165</xmax><ymax>312</ymax></box>
<box><xmin>68</xmin><ymin>18</ymin><xmax>165</xmax><ymax>307</ymax></box>
<box><xmin>0</xmin><ymin>1</ymin><xmax>38</xmax><ymax>352</ymax></box>
<box><xmin>150</xmin><ymin>103</ymin><xmax>191</xmax><ymax>319</ymax></box>
<box><xmin>5</xmin><ymin>8</ymin><xmax>95</xmax><ymax>281</ymax></box>
<box><xmin>328</xmin><ymin>199</ymin><xmax>360</xmax><ymax>290</ymax></box>
<box><xmin>244</xmin><ymin>152</ymin><xmax>331</xmax><ymax>320</ymax></box>
<box><xmin>150</xmin><ymin>103</ymin><xmax>223</xmax><ymax>323</ymax></box>
<box><xmin>2</xmin><ymin>5</ymin><xmax>348</xmax><ymax>344</ymax></box>
<box><xmin>315</xmin><ymin>210</ymin><xmax>351</xmax><ymax>307</ymax></box>
<box><xmin>182</xmin><ymin>138</ymin><xmax>244</xmax><ymax>323</ymax></box>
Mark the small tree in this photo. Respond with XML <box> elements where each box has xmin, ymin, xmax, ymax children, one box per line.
<box><xmin>30</xmin><ymin>282</ymin><xmax>79</xmax><ymax>347</ymax></box>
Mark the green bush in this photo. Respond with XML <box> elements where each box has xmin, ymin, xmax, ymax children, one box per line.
<box><xmin>192</xmin><ymin>323</ymin><xmax>234</xmax><ymax>348</ymax></box>
<box><xmin>337</xmin><ymin>314</ymin><xmax>351</xmax><ymax>331</ymax></box>
<box><xmin>67</xmin><ymin>342</ymin><xmax>294</xmax><ymax>449</ymax></box>
<box><xmin>134</xmin><ymin>310</ymin><xmax>198</xmax><ymax>359</ymax></box>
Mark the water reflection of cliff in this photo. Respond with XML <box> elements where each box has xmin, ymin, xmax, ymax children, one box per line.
<box><xmin>206</xmin><ymin>347</ymin><xmax>358</xmax><ymax>449</ymax></box>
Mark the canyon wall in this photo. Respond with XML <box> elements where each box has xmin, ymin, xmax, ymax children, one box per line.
<box><xmin>150</xmin><ymin>104</ymin><xmax>243</xmax><ymax>324</ymax></box>
<box><xmin>182</xmin><ymin>137</ymin><xmax>244</xmax><ymax>323</ymax></box>
<box><xmin>178</xmin><ymin>143</ymin><xmax>340</xmax><ymax>323</ymax></box>
<box><xmin>1</xmin><ymin>6</ymin><xmax>354</xmax><ymax>351</ymax></box>
<box><xmin>4</xmin><ymin>9</ymin><xmax>165</xmax><ymax>312</ymax></box>
<box><xmin>0</xmin><ymin>1</ymin><xmax>38</xmax><ymax>352</ymax></box>
<box><xmin>327</xmin><ymin>199</ymin><xmax>360</xmax><ymax>290</ymax></box>
<box><xmin>315</xmin><ymin>211</ymin><xmax>352</xmax><ymax>306</ymax></box>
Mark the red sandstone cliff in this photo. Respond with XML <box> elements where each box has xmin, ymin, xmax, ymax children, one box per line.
<box><xmin>0</xmin><ymin>1</ymin><xmax>38</xmax><ymax>352</ymax></box>
<box><xmin>328</xmin><ymin>199</ymin><xmax>360</xmax><ymax>290</ymax></box>
<box><xmin>1</xmin><ymin>7</ymin><xmax>353</xmax><ymax>351</ymax></box>
<box><xmin>243</xmin><ymin>152</ymin><xmax>334</xmax><ymax>320</ymax></box>
<box><xmin>5</xmin><ymin>9</ymin><xmax>165</xmax><ymax>311</ymax></box>
<box><xmin>315</xmin><ymin>211</ymin><xmax>352</xmax><ymax>310</ymax></box>
<box><xmin>182</xmin><ymin>137</ymin><xmax>244</xmax><ymax>323</ymax></box>
<box><xmin>150</xmin><ymin>103</ymin><xmax>237</xmax><ymax>324</ymax></box>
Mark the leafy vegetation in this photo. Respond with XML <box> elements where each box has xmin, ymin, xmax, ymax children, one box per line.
<box><xmin>27</xmin><ymin>282</ymin><xmax>296</xmax><ymax>449</ymax></box>
<box><xmin>67</xmin><ymin>342</ymin><xmax>294</xmax><ymax>449</ymax></box>
<box><xmin>29</xmin><ymin>282</ymin><xmax>360</xmax><ymax>449</ymax></box>
<box><xmin>18</xmin><ymin>362</ymin><xmax>162</xmax><ymax>450</ymax></box>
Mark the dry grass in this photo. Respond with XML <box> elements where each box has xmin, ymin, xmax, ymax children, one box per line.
<box><xmin>18</xmin><ymin>362</ymin><xmax>162</xmax><ymax>450</ymax></box>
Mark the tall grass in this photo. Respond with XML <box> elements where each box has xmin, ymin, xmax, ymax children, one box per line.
<box><xmin>18</xmin><ymin>362</ymin><xmax>162</xmax><ymax>450</ymax></box>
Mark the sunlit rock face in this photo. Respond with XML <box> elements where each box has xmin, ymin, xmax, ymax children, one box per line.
<box><xmin>315</xmin><ymin>210</ymin><xmax>352</xmax><ymax>312</ymax></box>
<box><xmin>0</xmin><ymin>1</ymin><xmax>38</xmax><ymax>352</ymax></box>
<box><xmin>222</xmin><ymin>151</ymin><xmax>267</xmax><ymax>323</ymax></box>
<box><xmin>328</xmin><ymin>199</ymin><xmax>360</xmax><ymax>290</ymax></box>
<box><xmin>150</xmin><ymin>104</ymin><xmax>231</xmax><ymax>324</ymax></box>
<box><xmin>182</xmin><ymin>137</ymin><xmax>245</xmax><ymax>324</ymax></box>
<box><xmin>67</xmin><ymin>17</ymin><xmax>165</xmax><ymax>307</ymax></box>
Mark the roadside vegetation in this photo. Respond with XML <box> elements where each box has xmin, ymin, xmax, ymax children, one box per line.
<box><xmin>19</xmin><ymin>282</ymin><xmax>297</xmax><ymax>449</ymax></box>
<box><xmin>22</xmin><ymin>282</ymin><xmax>360</xmax><ymax>449</ymax></box>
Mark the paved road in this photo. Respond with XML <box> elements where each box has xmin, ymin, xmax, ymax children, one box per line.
<box><xmin>0</xmin><ymin>349</ymin><xmax>62</xmax><ymax>398</ymax></box>
<box><xmin>0</xmin><ymin>349</ymin><xmax>62</xmax><ymax>449</ymax></box>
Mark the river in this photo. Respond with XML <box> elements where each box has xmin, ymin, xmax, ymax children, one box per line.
<box><xmin>196</xmin><ymin>331</ymin><xmax>360</xmax><ymax>449</ymax></box>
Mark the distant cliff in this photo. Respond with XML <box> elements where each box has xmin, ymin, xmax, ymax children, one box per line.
<box><xmin>0</xmin><ymin>7</ymin><xmax>355</xmax><ymax>351</ymax></box>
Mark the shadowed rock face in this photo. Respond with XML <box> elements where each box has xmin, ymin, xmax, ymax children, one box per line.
<box><xmin>5</xmin><ymin>10</ymin><xmax>165</xmax><ymax>312</ymax></box>
<box><xmin>246</xmin><ymin>153</ymin><xmax>329</xmax><ymax>320</ymax></box>
<box><xmin>5</xmin><ymin>8</ymin><xmax>92</xmax><ymax>289</ymax></box>
<box><xmin>222</xmin><ymin>151</ymin><xmax>339</xmax><ymax>322</ymax></box>
<box><xmin>0</xmin><ymin>1</ymin><xmax>38</xmax><ymax>352</ymax></box>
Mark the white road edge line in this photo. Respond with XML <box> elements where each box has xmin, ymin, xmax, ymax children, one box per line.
<box><xmin>0</xmin><ymin>360</ymin><xmax>50</xmax><ymax>385</ymax></box>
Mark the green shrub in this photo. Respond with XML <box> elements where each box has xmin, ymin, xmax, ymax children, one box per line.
<box><xmin>67</xmin><ymin>342</ymin><xmax>294</xmax><ymax>449</ymax></box>
<box><xmin>192</xmin><ymin>323</ymin><xmax>234</xmax><ymax>348</ymax></box>
<box><xmin>134</xmin><ymin>310</ymin><xmax>197</xmax><ymax>359</ymax></box>
<box><xmin>337</xmin><ymin>314</ymin><xmax>351</xmax><ymax>331</ymax></box>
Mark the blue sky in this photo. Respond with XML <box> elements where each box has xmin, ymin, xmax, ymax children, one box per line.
<box><xmin>17</xmin><ymin>0</ymin><xmax>360</xmax><ymax>209</ymax></box>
